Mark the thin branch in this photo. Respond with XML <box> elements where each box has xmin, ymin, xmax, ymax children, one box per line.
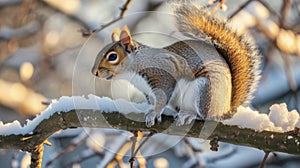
<box><xmin>102</xmin><ymin>137</ymin><xmax>131</xmax><ymax>168</ymax></box>
<box><xmin>291</xmin><ymin>0</ymin><xmax>300</xmax><ymax>32</ymax></box>
<box><xmin>30</xmin><ymin>143</ymin><xmax>44</xmax><ymax>168</ymax></box>
<box><xmin>280</xmin><ymin>0</ymin><xmax>292</xmax><ymax>29</ymax></box>
<box><xmin>182</xmin><ymin>137</ymin><xmax>203</xmax><ymax>167</ymax></box>
<box><xmin>133</xmin><ymin>132</ymin><xmax>154</xmax><ymax>157</ymax></box>
<box><xmin>183</xmin><ymin>138</ymin><xmax>202</xmax><ymax>153</ymax></box>
<box><xmin>80</xmin><ymin>0</ymin><xmax>132</xmax><ymax>36</ymax></box>
<box><xmin>277</xmin><ymin>0</ymin><xmax>299</xmax><ymax>110</ymax></box>
<box><xmin>130</xmin><ymin>131</ymin><xmax>148</xmax><ymax>168</ymax></box>
<box><xmin>221</xmin><ymin>0</ymin><xmax>282</xmax><ymax>21</ymax></box>
<box><xmin>129</xmin><ymin>131</ymin><xmax>138</xmax><ymax>168</ymax></box>
<box><xmin>259</xmin><ymin>152</ymin><xmax>300</xmax><ymax>166</ymax></box>
<box><xmin>228</xmin><ymin>0</ymin><xmax>253</xmax><ymax>19</ymax></box>
<box><xmin>205</xmin><ymin>0</ymin><xmax>227</xmax><ymax>15</ymax></box>
<box><xmin>260</xmin><ymin>151</ymin><xmax>270</xmax><ymax>168</ymax></box>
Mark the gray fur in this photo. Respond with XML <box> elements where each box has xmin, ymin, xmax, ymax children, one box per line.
<box><xmin>92</xmin><ymin>3</ymin><xmax>261</xmax><ymax>126</ymax></box>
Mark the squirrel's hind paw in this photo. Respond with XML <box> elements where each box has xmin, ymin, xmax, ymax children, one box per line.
<box><xmin>145</xmin><ymin>110</ymin><xmax>161</xmax><ymax>127</ymax></box>
<box><xmin>176</xmin><ymin>111</ymin><xmax>197</xmax><ymax>126</ymax></box>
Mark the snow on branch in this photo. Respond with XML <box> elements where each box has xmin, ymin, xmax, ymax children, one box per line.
<box><xmin>0</xmin><ymin>95</ymin><xmax>300</xmax><ymax>156</ymax></box>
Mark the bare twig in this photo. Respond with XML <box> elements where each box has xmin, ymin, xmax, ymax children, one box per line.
<box><xmin>228</xmin><ymin>0</ymin><xmax>253</xmax><ymax>19</ymax></box>
<box><xmin>183</xmin><ymin>138</ymin><xmax>202</xmax><ymax>153</ymax></box>
<box><xmin>30</xmin><ymin>143</ymin><xmax>44</xmax><ymax>168</ymax></box>
<box><xmin>257</xmin><ymin>152</ymin><xmax>300</xmax><ymax>166</ymax></box>
<box><xmin>182</xmin><ymin>137</ymin><xmax>203</xmax><ymax>167</ymax></box>
<box><xmin>276</xmin><ymin>0</ymin><xmax>299</xmax><ymax>110</ymax></box>
<box><xmin>102</xmin><ymin>137</ymin><xmax>131</xmax><ymax>168</ymax></box>
<box><xmin>132</xmin><ymin>132</ymin><xmax>151</xmax><ymax>168</ymax></box>
<box><xmin>133</xmin><ymin>132</ymin><xmax>154</xmax><ymax>157</ymax></box>
<box><xmin>260</xmin><ymin>45</ymin><xmax>276</xmax><ymax>83</ymax></box>
<box><xmin>231</xmin><ymin>0</ymin><xmax>299</xmax><ymax>111</ymax></box>
<box><xmin>129</xmin><ymin>131</ymin><xmax>138</xmax><ymax>168</ymax></box>
<box><xmin>280</xmin><ymin>0</ymin><xmax>292</xmax><ymax>29</ymax></box>
<box><xmin>291</xmin><ymin>1</ymin><xmax>300</xmax><ymax>32</ymax></box>
<box><xmin>206</xmin><ymin>0</ymin><xmax>227</xmax><ymax>15</ymax></box>
<box><xmin>260</xmin><ymin>151</ymin><xmax>270</xmax><ymax>168</ymax></box>
<box><xmin>80</xmin><ymin>0</ymin><xmax>132</xmax><ymax>36</ymax></box>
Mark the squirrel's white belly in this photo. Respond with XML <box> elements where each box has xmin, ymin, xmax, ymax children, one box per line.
<box><xmin>115</xmin><ymin>71</ymin><xmax>209</xmax><ymax>119</ymax></box>
<box><xmin>114</xmin><ymin>71</ymin><xmax>152</xmax><ymax>97</ymax></box>
<box><xmin>168</xmin><ymin>78</ymin><xmax>207</xmax><ymax>118</ymax></box>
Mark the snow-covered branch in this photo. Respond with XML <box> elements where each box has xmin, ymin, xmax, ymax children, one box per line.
<box><xmin>0</xmin><ymin>95</ymin><xmax>299</xmax><ymax>158</ymax></box>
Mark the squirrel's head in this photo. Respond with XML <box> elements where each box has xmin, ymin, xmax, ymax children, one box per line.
<box><xmin>92</xmin><ymin>26</ymin><xmax>139</xmax><ymax>80</ymax></box>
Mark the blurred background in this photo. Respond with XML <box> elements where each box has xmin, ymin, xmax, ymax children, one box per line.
<box><xmin>0</xmin><ymin>0</ymin><xmax>300</xmax><ymax>167</ymax></box>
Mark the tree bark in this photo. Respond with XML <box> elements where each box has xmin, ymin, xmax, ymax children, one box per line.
<box><xmin>0</xmin><ymin>109</ymin><xmax>299</xmax><ymax>155</ymax></box>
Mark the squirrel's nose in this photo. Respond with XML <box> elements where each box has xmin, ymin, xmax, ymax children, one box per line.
<box><xmin>92</xmin><ymin>68</ymin><xmax>99</xmax><ymax>77</ymax></box>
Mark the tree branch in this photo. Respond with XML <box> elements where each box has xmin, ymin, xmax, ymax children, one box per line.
<box><xmin>0</xmin><ymin>109</ymin><xmax>299</xmax><ymax>156</ymax></box>
<box><xmin>80</xmin><ymin>0</ymin><xmax>132</xmax><ymax>36</ymax></box>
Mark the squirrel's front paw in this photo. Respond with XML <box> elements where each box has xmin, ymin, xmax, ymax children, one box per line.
<box><xmin>176</xmin><ymin>111</ymin><xmax>197</xmax><ymax>126</ymax></box>
<box><xmin>145</xmin><ymin>110</ymin><xmax>161</xmax><ymax>127</ymax></box>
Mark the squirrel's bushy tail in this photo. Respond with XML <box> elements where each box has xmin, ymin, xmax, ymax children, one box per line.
<box><xmin>175</xmin><ymin>3</ymin><xmax>261</xmax><ymax>112</ymax></box>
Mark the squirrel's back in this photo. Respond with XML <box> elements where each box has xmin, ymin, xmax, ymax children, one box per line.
<box><xmin>175</xmin><ymin>3</ymin><xmax>261</xmax><ymax>115</ymax></box>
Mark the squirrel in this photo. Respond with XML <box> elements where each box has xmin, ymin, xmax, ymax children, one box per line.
<box><xmin>91</xmin><ymin>3</ymin><xmax>260</xmax><ymax>127</ymax></box>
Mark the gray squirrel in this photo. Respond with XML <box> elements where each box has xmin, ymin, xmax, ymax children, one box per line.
<box><xmin>91</xmin><ymin>3</ymin><xmax>260</xmax><ymax>127</ymax></box>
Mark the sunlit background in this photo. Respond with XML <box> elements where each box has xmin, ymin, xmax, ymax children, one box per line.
<box><xmin>0</xmin><ymin>0</ymin><xmax>300</xmax><ymax>167</ymax></box>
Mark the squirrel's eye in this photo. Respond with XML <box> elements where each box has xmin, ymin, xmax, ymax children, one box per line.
<box><xmin>106</xmin><ymin>51</ymin><xmax>119</xmax><ymax>64</ymax></box>
<box><xmin>108</xmin><ymin>53</ymin><xmax>117</xmax><ymax>61</ymax></box>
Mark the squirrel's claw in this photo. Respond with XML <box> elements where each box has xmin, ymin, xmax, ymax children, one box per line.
<box><xmin>145</xmin><ymin>110</ymin><xmax>162</xmax><ymax>127</ymax></box>
<box><xmin>157</xmin><ymin>113</ymin><xmax>162</xmax><ymax>123</ymax></box>
<box><xmin>145</xmin><ymin>110</ymin><xmax>156</xmax><ymax>127</ymax></box>
<box><xmin>176</xmin><ymin>112</ymin><xmax>197</xmax><ymax>126</ymax></box>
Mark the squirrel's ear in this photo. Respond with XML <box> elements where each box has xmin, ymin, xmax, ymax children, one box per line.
<box><xmin>112</xmin><ymin>27</ymin><xmax>121</xmax><ymax>42</ymax></box>
<box><xmin>120</xmin><ymin>25</ymin><xmax>134</xmax><ymax>47</ymax></box>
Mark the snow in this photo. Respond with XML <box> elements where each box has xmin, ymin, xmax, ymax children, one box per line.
<box><xmin>0</xmin><ymin>95</ymin><xmax>150</xmax><ymax>136</ymax></box>
<box><xmin>269</xmin><ymin>103</ymin><xmax>299</xmax><ymax>131</ymax></box>
<box><xmin>223</xmin><ymin>103</ymin><xmax>300</xmax><ymax>132</ymax></box>
<box><xmin>0</xmin><ymin>94</ymin><xmax>299</xmax><ymax>135</ymax></box>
